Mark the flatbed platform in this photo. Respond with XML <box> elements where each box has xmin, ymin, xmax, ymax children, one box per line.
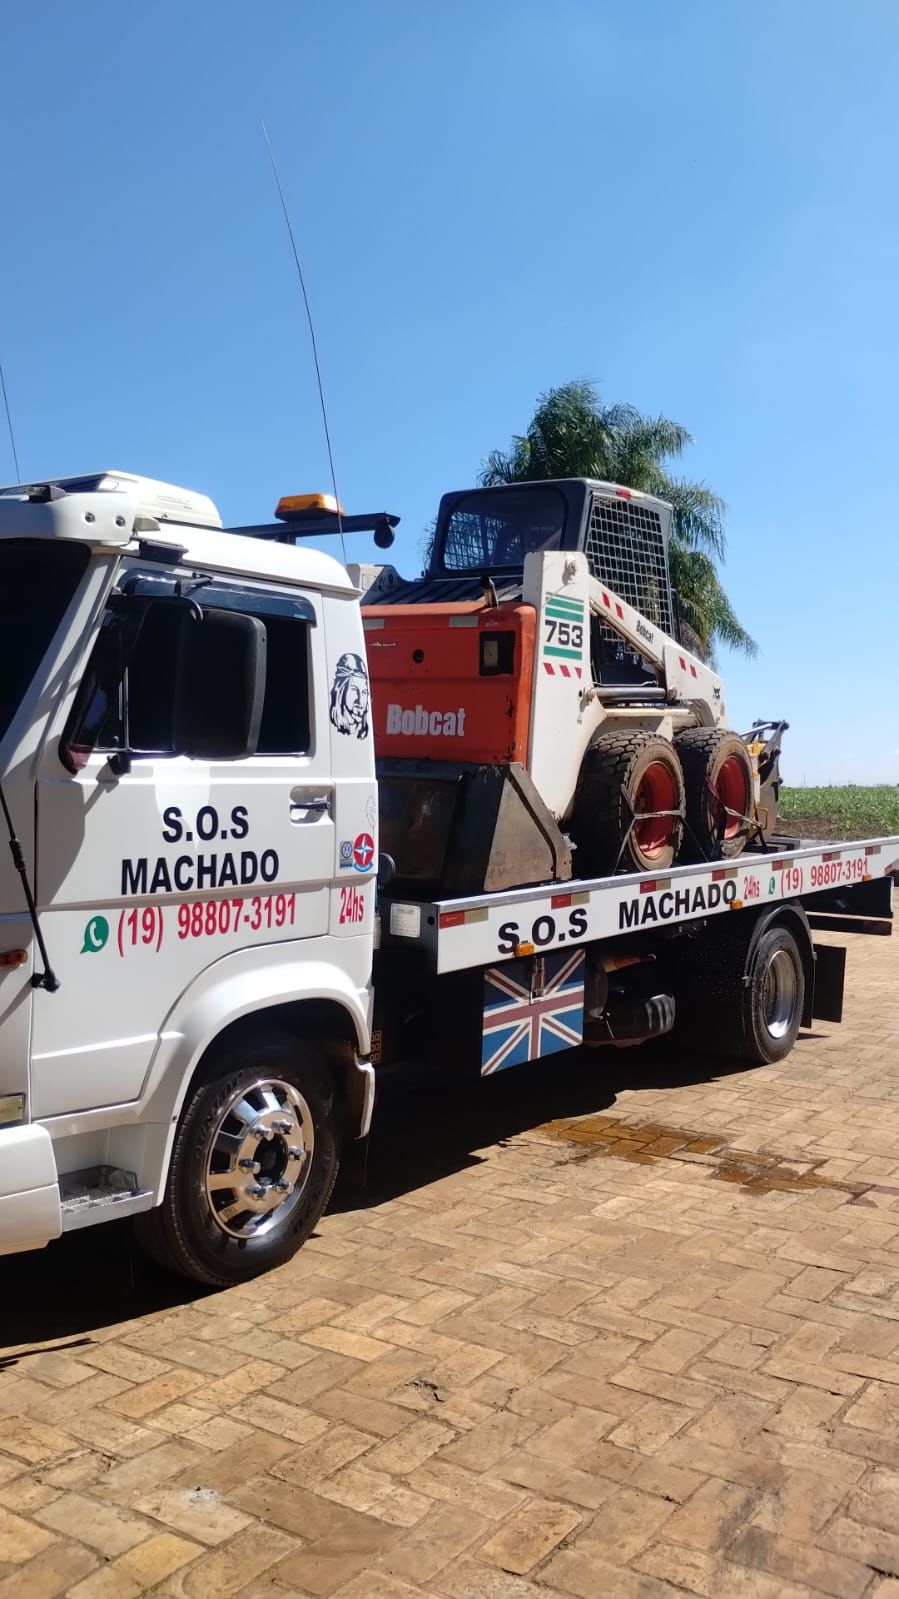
<box><xmin>380</xmin><ymin>835</ymin><xmax>899</xmax><ymax>974</ymax></box>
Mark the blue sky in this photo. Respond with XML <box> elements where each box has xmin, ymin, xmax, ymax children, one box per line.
<box><xmin>1</xmin><ymin>1</ymin><xmax>896</xmax><ymax>783</ymax></box>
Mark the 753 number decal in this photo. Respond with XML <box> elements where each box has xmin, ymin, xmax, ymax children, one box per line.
<box><xmin>545</xmin><ymin>619</ymin><xmax>583</xmax><ymax>648</ymax></box>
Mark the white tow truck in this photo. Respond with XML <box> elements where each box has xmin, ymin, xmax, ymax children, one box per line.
<box><xmin>0</xmin><ymin>471</ymin><xmax>895</xmax><ymax>1286</ymax></box>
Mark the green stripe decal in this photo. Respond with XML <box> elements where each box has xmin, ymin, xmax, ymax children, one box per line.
<box><xmin>544</xmin><ymin>645</ymin><xmax>582</xmax><ymax>659</ymax></box>
<box><xmin>547</xmin><ymin>596</ymin><xmax>584</xmax><ymax>614</ymax></box>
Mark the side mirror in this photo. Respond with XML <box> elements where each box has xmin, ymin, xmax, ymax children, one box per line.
<box><xmin>173</xmin><ymin>609</ymin><xmax>267</xmax><ymax>761</ymax></box>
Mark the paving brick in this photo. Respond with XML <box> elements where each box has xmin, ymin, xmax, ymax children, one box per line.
<box><xmin>434</xmin><ymin>1558</ymin><xmax>573</xmax><ymax>1599</ymax></box>
<box><xmin>634</xmin><ymin>1541</ymin><xmax>818</xmax><ymax>1599</ymax></box>
<box><xmin>365</xmin><ymin>1418</ymin><xmax>457</xmax><ymax>1475</ymax></box>
<box><xmin>110</xmin><ymin>1531</ymin><xmax>202</xmax><ymax>1588</ymax></box>
<box><xmin>0</xmin><ymin>1418</ymin><xmax>76</xmax><ymax>1464</ymax></box>
<box><xmin>728</xmin><ymin>1524</ymin><xmax>870</xmax><ymax>1599</ymax></box>
<box><xmin>374</xmin><ymin>1502</ymin><xmax>491</xmax><ymax>1583</ymax></box>
<box><xmin>605</xmin><ymin>1398</ymin><xmax>695</xmax><ymax>1455</ymax></box>
<box><xmin>318</xmin><ymin>1462</ymin><xmax>432</xmax><ymax>1526</ymax></box>
<box><xmin>478</xmin><ymin>1498</ymin><xmax>581</xmax><ymax>1574</ymax></box>
<box><xmin>821</xmin><ymin>1515</ymin><xmax>899</xmax><ymax>1578</ymax></box>
<box><xmin>661</xmin><ymin>1478</ymin><xmax>758</xmax><ymax>1551</ymax></box>
<box><xmin>0</xmin><ymin>1503</ymin><xmax>57</xmax><ymax>1561</ymax></box>
<box><xmin>406</xmin><ymin>1461</ymin><xmax>525</xmax><ymax>1520</ymax></box>
<box><xmin>437</xmin><ymin>1412</ymin><xmax>539</xmax><ymax>1470</ymax></box>
<box><xmin>334</xmin><ymin>1576</ymin><xmax>441</xmax><ymax>1599</ymax></box>
<box><xmin>106</xmin><ymin>1367</ymin><xmax>206</xmax><ymax>1418</ymax></box>
<box><xmin>0</xmin><ymin>1540</ymin><xmax>98</xmax><ymax>1599</ymax></box>
<box><xmin>574</xmin><ymin>1484</ymin><xmax>677</xmax><ymax>1563</ymax></box>
<box><xmin>166</xmin><ymin>1525</ymin><xmax>301</xmax><ymax>1596</ymax></box>
<box><xmin>539</xmin><ymin>1545</ymin><xmax>683</xmax><ymax>1598</ymax></box>
<box><xmin>131</xmin><ymin>1486</ymin><xmax>252</xmax><ymax>1546</ymax></box>
<box><xmin>34</xmin><ymin>1490</ymin><xmax>155</xmax><ymax>1556</ymax></box>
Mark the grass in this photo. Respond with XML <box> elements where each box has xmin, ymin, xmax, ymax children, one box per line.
<box><xmin>778</xmin><ymin>785</ymin><xmax>899</xmax><ymax>841</ymax></box>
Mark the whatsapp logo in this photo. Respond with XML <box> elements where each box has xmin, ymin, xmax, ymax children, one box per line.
<box><xmin>81</xmin><ymin>915</ymin><xmax>109</xmax><ymax>954</ymax></box>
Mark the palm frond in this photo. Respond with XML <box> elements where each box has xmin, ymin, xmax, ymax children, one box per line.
<box><xmin>668</xmin><ymin>544</ymin><xmax>757</xmax><ymax>659</ymax></box>
<box><xmin>469</xmin><ymin>378</ymin><xmax>750</xmax><ymax>663</ymax></box>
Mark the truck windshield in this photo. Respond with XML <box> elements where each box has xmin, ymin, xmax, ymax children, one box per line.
<box><xmin>0</xmin><ymin>540</ymin><xmax>90</xmax><ymax>743</ymax></box>
<box><xmin>439</xmin><ymin>487</ymin><xmax>566</xmax><ymax>572</ymax></box>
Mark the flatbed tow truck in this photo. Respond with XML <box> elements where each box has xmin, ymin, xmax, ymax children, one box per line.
<box><xmin>0</xmin><ymin>471</ymin><xmax>894</xmax><ymax>1286</ymax></box>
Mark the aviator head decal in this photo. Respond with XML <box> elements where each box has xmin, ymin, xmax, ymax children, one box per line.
<box><xmin>330</xmin><ymin>652</ymin><xmax>370</xmax><ymax>739</ymax></box>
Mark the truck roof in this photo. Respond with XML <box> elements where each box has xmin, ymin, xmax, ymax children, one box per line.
<box><xmin>0</xmin><ymin>470</ymin><xmax>357</xmax><ymax>595</ymax></box>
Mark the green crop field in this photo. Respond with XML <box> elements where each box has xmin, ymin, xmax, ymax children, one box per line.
<box><xmin>778</xmin><ymin>785</ymin><xmax>899</xmax><ymax>841</ymax></box>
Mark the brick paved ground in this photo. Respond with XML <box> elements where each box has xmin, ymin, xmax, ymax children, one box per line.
<box><xmin>1</xmin><ymin>930</ymin><xmax>898</xmax><ymax>1598</ymax></box>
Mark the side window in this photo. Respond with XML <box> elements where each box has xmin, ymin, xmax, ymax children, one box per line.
<box><xmin>252</xmin><ymin>613</ymin><xmax>311</xmax><ymax>755</ymax></box>
<box><xmin>62</xmin><ymin>591</ymin><xmax>313</xmax><ymax>768</ymax></box>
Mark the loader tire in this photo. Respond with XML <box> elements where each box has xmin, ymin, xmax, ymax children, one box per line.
<box><xmin>570</xmin><ymin>730</ymin><xmax>685</xmax><ymax>876</ymax></box>
<box><xmin>675</xmin><ymin>727</ymin><xmax>755</xmax><ymax>862</ymax></box>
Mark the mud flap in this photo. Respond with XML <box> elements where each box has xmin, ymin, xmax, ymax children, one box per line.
<box><xmin>809</xmin><ymin>942</ymin><xmax>846</xmax><ymax>1025</ymax></box>
<box><xmin>481</xmin><ymin>950</ymin><xmax>585</xmax><ymax>1075</ymax></box>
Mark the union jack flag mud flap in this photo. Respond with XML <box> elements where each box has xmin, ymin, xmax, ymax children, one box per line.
<box><xmin>481</xmin><ymin>950</ymin><xmax>585</xmax><ymax>1075</ymax></box>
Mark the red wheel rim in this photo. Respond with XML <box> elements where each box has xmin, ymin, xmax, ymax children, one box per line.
<box><xmin>634</xmin><ymin>761</ymin><xmax>678</xmax><ymax>859</ymax></box>
<box><xmin>716</xmin><ymin>755</ymin><xmax>750</xmax><ymax>839</ymax></box>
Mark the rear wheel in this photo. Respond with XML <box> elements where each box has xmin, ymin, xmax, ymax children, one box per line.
<box><xmin>670</xmin><ymin>917</ymin><xmax>807</xmax><ymax>1066</ymax></box>
<box><xmin>570</xmin><ymin>730</ymin><xmax>685</xmax><ymax>876</ymax></box>
<box><xmin>742</xmin><ymin>925</ymin><xmax>805</xmax><ymax>1064</ymax></box>
<box><xmin>135</xmin><ymin>1030</ymin><xmax>340</xmax><ymax>1287</ymax></box>
<box><xmin>676</xmin><ymin>728</ymin><xmax>755</xmax><ymax>861</ymax></box>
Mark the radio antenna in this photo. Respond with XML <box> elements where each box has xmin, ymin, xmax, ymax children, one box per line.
<box><xmin>0</xmin><ymin>359</ymin><xmax>21</xmax><ymax>481</ymax></box>
<box><xmin>261</xmin><ymin>120</ymin><xmax>347</xmax><ymax>563</ymax></box>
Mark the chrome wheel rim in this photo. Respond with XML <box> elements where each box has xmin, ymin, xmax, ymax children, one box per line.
<box><xmin>204</xmin><ymin>1077</ymin><xmax>314</xmax><ymax>1240</ymax></box>
<box><xmin>763</xmin><ymin>948</ymin><xmax>798</xmax><ymax>1040</ymax></box>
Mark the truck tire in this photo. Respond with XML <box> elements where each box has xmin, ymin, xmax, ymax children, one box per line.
<box><xmin>675</xmin><ymin>728</ymin><xmax>755</xmax><ymax>861</ymax></box>
<box><xmin>135</xmin><ymin>1030</ymin><xmax>340</xmax><ymax>1287</ymax></box>
<box><xmin>725</xmin><ymin>923</ymin><xmax>807</xmax><ymax>1065</ymax></box>
<box><xmin>570</xmin><ymin>730</ymin><xmax>685</xmax><ymax>876</ymax></box>
<box><xmin>672</xmin><ymin>919</ymin><xmax>806</xmax><ymax>1066</ymax></box>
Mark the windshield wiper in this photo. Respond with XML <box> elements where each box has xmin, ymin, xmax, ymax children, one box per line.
<box><xmin>0</xmin><ymin>782</ymin><xmax>59</xmax><ymax>991</ymax></box>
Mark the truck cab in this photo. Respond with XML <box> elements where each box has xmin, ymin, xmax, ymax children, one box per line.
<box><xmin>0</xmin><ymin>472</ymin><xmax>377</xmax><ymax>1284</ymax></box>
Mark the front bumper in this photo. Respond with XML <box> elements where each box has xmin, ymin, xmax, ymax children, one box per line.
<box><xmin>0</xmin><ymin>1124</ymin><xmax>61</xmax><ymax>1254</ymax></box>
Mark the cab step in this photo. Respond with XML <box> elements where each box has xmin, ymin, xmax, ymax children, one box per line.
<box><xmin>59</xmin><ymin>1165</ymin><xmax>154</xmax><ymax>1231</ymax></box>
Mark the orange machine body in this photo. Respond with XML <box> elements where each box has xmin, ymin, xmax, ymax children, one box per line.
<box><xmin>362</xmin><ymin>600</ymin><xmax>536</xmax><ymax>765</ymax></box>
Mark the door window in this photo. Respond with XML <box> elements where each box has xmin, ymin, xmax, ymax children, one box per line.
<box><xmin>62</xmin><ymin>586</ymin><xmax>313</xmax><ymax>768</ymax></box>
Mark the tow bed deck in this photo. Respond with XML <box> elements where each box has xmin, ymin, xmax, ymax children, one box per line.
<box><xmin>381</xmin><ymin>836</ymin><xmax>899</xmax><ymax>974</ymax></box>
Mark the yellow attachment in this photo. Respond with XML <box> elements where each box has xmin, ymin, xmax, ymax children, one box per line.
<box><xmin>275</xmin><ymin>492</ymin><xmax>345</xmax><ymax>519</ymax></box>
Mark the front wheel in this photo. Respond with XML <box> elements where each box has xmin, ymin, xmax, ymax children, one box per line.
<box><xmin>135</xmin><ymin>1031</ymin><xmax>340</xmax><ymax>1286</ymax></box>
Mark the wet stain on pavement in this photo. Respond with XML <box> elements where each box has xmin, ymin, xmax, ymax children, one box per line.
<box><xmin>536</xmin><ymin>1112</ymin><xmax>898</xmax><ymax>1204</ymax></box>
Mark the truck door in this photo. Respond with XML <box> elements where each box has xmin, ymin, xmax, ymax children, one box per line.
<box><xmin>31</xmin><ymin>574</ymin><xmax>336</xmax><ymax>1120</ymax></box>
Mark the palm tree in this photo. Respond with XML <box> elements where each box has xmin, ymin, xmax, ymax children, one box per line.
<box><xmin>477</xmin><ymin>380</ymin><xmax>756</xmax><ymax>662</ymax></box>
